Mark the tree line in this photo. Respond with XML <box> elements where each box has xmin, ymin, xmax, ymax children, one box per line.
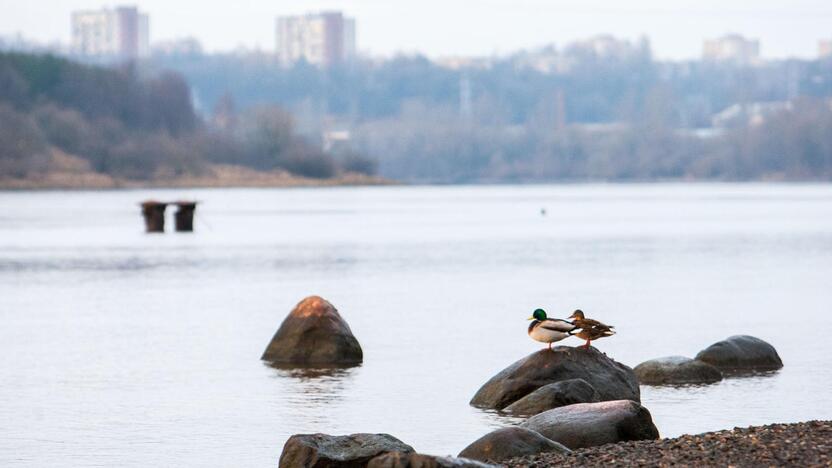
<box><xmin>152</xmin><ymin>44</ymin><xmax>832</xmax><ymax>181</ymax></box>
<box><xmin>0</xmin><ymin>52</ymin><xmax>375</xmax><ymax>180</ymax></box>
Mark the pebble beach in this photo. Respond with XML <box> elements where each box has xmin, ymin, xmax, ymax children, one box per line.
<box><xmin>507</xmin><ymin>421</ymin><xmax>832</xmax><ymax>467</ymax></box>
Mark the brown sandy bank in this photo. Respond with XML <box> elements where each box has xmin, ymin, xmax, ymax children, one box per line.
<box><xmin>0</xmin><ymin>151</ymin><xmax>393</xmax><ymax>190</ymax></box>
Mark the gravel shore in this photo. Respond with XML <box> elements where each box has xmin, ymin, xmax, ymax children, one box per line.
<box><xmin>506</xmin><ymin>420</ymin><xmax>831</xmax><ymax>467</ymax></box>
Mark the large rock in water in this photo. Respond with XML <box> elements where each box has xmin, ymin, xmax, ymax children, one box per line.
<box><xmin>521</xmin><ymin>400</ymin><xmax>660</xmax><ymax>450</ymax></box>
<box><xmin>470</xmin><ymin>347</ymin><xmax>639</xmax><ymax>410</ymax></box>
<box><xmin>279</xmin><ymin>433</ymin><xmax>414</xmax><ymax>468</ymax></box>
<box><xmin>262</xmin><ymin>296</ymin><xmax>363</xmax><ymax>366</ymax></box>
<box><xmin>502</xmin><ymin>379</ymin><xmax>601</xmax><ymax>415</ymax></box>
<box><xmin>695</xmin><ymin>335</ymin><xmax>783</xmax><ymax>371</ymax></box>
<box><xmin>457</xmin><ymin>427</ymin><xmax>570</xmax><ymax>463</ymax></box>
<box><xmin>634</xmin><ymin>356</ymin><xmax>723</xmax><ymax>385</ymax></box>
<box><xmin>368</xmin><ymin>452</ymin><xmax>497</xmax><ymax>468</ymax></box>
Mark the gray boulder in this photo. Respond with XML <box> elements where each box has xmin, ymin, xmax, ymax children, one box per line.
<box><xmin>470</xmin><ymin>347</ymin><xmax>639</xmax><ymax>410</ymax></box>
<box><xmin>634</xmin><ymin>356</ymin><xmax>723</xmax><ymax>385</ymax></box>
<box><xmin>262</xmin><ymin>296</ymin><xmax>363</xmax><ymax>367</ymax></box>
<box><xmin>368</xmin><ymin>452</ymin><xmax>496</xmax><ymax>468</ymax></box>
<box><xmin>279</xmin><ymin>433</ymin><xmax>414</xmax><ymax>468</ymax></box>
<box><xmin>521</xmin><ymin>400</ymin><xmax>660</xmax><ymax>449</ymax></box>
<box><xmin>457</xmin><ymin>427</ymin><xmax>570</xmax><ymax>462</ymax></box>
<box><xmin>502</xmin><ymin>379</ymin><xmax>601</xmax><ymax>415</ymax></box>
<box><xmin>695</xmin><ymin>335</ymin><xmax>783</xmax><ymax>371</ymax></box>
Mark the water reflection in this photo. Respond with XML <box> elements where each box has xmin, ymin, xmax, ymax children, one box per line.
<box><xmin>266</xmin><ymin>363</ymin><xmax>361</xmax><ymax>380</ymax></box>
<box><xmin>1</xmin><ymin>185</ymin><xmax>831</xmax><ymax>466</ymax></box>
<box><xmin>472</xmin><ymin>407</ymin><xmax>526</xmax><ymax>429</ymax></box>
<box><xmin>265</xmin><ymin>363</ymin><xmax>359</xmax><ymax>414</ymax></box>
<box><xmin>640</xmin><ymin>381</ymin><xmax>723</xmax><ymax>389</ymax></box>
<box><xmin>718</xmin><ymin>369</ymin><xmax>781</xmax><ymax>379</ymax></box>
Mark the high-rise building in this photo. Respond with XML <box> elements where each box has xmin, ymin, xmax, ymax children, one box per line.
<box><xmin>71</xmin><ymin>6</ymin><xmax>149</xmax><ymax>61</ymax></box>
<box><xmin>275</xmin><ymin>12</ymin><xmax>356</xmax><ymax>67</ymax></box>
<box><xmin>702</xmin><ymin>34</ymin><xmax>760</xmax><ymax>65</ymax></box>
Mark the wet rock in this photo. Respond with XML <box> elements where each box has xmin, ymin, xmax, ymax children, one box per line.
<box><xmin>634</xmin><ymin>356</ymin><xmax>723</xmax><ymax>385</ymax></box>
<box><xmin>470</xmin><ymin>347</ymin><xmax>639</xmax><ymax>410</ymax></box>
<box><xmin>368</xmin><ymin>452</ymin><xmax>497</xmax><ymax>468</ymax></box>
<box><xmin>279</xmin><ymin>433</ymin><xmax>414</xmax><ymax>468</ymax></box>
<box><xmin>502</xmin><ymin>379</ymin><xmax>601</xmax><ymax>415</ymax></box>
<box><xmin>457</xmin><ymin>427</ymin><xmax>571</xmax><ymax>462</ymax></box>
<box><xmin>695</xmin><ymin>335</ymin><xmax>783</xmax><ymax>371</ymax></box>
<box><xmin>262</xmin><ymin>296</ymin><xmax>363</xmax><ymax>366</ymax></box>
<box><xmin>521</xmin><ymin>400</ymin><xmax>660</xmax><ymax>449</ymax></box>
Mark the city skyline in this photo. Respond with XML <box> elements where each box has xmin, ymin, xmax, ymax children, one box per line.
<box><xmin>1</xmin><ymin>0</ymin><xmax>832</xmax><ymax>60</ymax></box>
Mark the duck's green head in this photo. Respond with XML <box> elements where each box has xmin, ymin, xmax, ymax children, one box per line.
<box><xmin>529</xmin><ymin>308</ymin><xmax>547</xmax><ymax>321</ymax></box>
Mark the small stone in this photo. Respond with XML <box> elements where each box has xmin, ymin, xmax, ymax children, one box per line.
<box><xmin>634</xmin><ymin>356</ymin><xmax>723</xmax><ymax>385</ymax></box>
<box><xmin>695</xmin><ymin>335</ymin><xmax>783</xmax><ymax>372</ymax></box>
<box><xmin>502</xmin><ymin>379</ymin><xmax>601</xmax><ymax>415</ymax></box>
<box><xmin>458</xmin><ymin>427</ymin><xmax>571</xmax><ymax>462</ymax></box>
<box><xmin>368</xmin><ymin>452</ymin><xmax>497</xmax><ymax>467</ymax></box>
<box><xmin>279</xmin><ymin>433</ymin><xmax>413</xmax><ymax>468</ymax></box>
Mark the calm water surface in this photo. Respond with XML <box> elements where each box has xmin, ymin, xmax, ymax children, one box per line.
<box><xmin>1</xmin><ymin>184</ymin><xmax>831</xmax><ymax>467</ymax></box>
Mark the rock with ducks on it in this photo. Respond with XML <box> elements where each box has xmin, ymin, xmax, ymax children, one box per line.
<box><xmin>470</xmin><ymin>347</ymin><xmax>639</xmax><ymax>411</ymax></box>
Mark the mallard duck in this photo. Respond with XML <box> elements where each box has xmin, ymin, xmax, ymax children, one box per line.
<box><xmin>528</xmin><ymin>308</ymin><xmax>577</xmax><ymax>350</ymax></box>
<box><xmin>568</xmin><ymin>309</ymin><xmax>615</xmax><ymax>349</ymax></box>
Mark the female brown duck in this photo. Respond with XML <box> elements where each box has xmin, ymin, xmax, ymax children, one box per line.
<box><xmin>568</xmin><ymin>309</ymin><xmax>615</xmax><ymax>349</ymax></box>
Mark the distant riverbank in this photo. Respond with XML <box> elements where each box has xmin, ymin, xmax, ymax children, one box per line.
<box><xmin>0</xmin><ymin>152</ymin><xmax>392</xmax><ymax>190</ymax></box>
<box><xmin>507</xmin><ymin>421</ymin><xmax>831</xmax><ymax>467</ymax></box>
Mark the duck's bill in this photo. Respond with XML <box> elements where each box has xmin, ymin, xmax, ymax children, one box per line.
<box><xmin>527</xmin><ymin>316</ymin><xmax>534</xmax><ymax>320</ymax></box>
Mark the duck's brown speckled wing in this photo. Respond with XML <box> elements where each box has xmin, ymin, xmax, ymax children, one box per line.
<box><xmin>574</xmin><ymin>317</ymin><xmax>615</xmax><ymax>339</ymax></box>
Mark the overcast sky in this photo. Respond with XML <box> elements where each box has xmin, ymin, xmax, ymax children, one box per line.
<box><xmin>2</xmin><ymin>0</ymin><xmax>831</xmax><ymax>59</ymax></box>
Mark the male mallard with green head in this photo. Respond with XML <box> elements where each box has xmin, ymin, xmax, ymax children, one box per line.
<box><xmin>568</xmin><ymin>309</ymin><xmax>615</xmax><ymax>349</ymax></box>
<box><xmin>528</xmin><ymin>308</ymin><xmax>578</xmax><ymax>350</ymax></box>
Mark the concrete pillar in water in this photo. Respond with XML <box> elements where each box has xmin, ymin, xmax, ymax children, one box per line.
<box><xmin>141</xmin><ymin>200</ymin><xmax>168</xmax><ymax>233</ymax></box>
<box><xmin>174</xmin><ymin>201</ymin><xmax>197</xmax><ymax>232</ymax></box>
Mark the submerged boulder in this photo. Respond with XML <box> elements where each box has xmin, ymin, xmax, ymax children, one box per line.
<box><xmin>262</xmin><ymin>296</ymin><xmax>363</xmax><ymax>366</ymax></box>
<box><xmin>457</xmin><ymin>427</ymin><xmax>570</xmax><ymax>463</ymax></box>
<box><xmin>695</xmin><ymin>335</ymin><xmax>783</xmax><ymax>372</ymax></box>
<box><xmin>502</xmin><ymin>379</ymin><xmax>601</xmax><ymax>415</ymax></box>
<box><xmin>279</xmin><ymin>433</ymin><xmax>413</xmax><ymax>468</ymax></box>
<box><xmin>521</xmin><ymin>400</ymin><xmax>660</xmax><ymax>450</ymax></box>
<box><xmin>634</xmin><ymin>356</ymin><xmax>723</xmax><ymax>385</ymax></box>
<box><xmin>470</xmin><ymin>347</ymin><xmax>639</xmax><ymax>410</ymax></box>
<box><xmin>368</xmin><ymin>452</ymin><xmax>496</xmax><ymax>468</ymax></box>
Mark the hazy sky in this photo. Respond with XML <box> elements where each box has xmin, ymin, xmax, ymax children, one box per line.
<box><xmin>2</xmin><ymin>0</ymin><xmax>831</xmax><ymax>59</ymax></box>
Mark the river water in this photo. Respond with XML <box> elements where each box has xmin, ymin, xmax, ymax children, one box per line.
<box><xmin>1</xmin><ymin>184</ymin><xmax>830</xmax><ymax>466</ymax></box>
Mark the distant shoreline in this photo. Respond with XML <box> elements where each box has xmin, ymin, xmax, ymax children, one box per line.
<box><xmin>0</xmin><ymin>162</ymin><xmax>394</xmax><ymax>191</ymax></box>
